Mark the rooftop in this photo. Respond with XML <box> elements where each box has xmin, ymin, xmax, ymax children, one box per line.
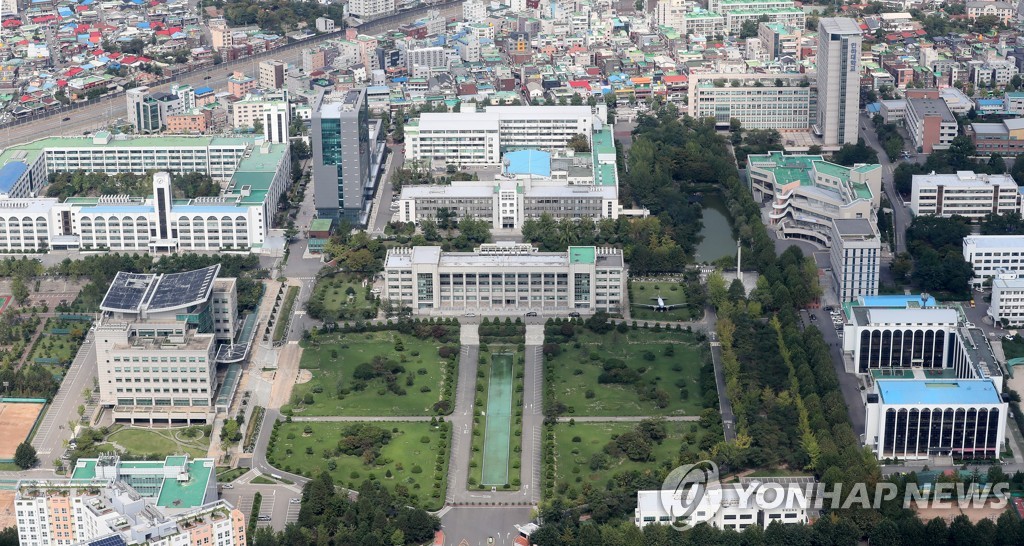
<box><xmin>913</xmin><ymin>171</ymin><xmax>1018</xmax><ymax>188</ymax></box>
<box><xmin>100</xmin><ymin>265</ymin><xmax>219</xmax><ymax>314</ymax></box>
<box><xmin>877</xmin><ymin>379</ymin><xmax>1002</xmax><ymax>405</ymax></box>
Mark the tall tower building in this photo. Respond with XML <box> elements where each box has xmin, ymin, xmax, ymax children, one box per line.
<box><xmin>263</xmin><ymin>102</ymin><xmax>291</xmax><ymax>144</ymax></box>
<box><xmin>816</xmin><ymin>17</ymin><xmax>862</xmax><ymax>147</ymax></box>
<box><xmin>312</xmin><ymin>88</ymin><xmax>371</xmax><ymax>221</ymax></box>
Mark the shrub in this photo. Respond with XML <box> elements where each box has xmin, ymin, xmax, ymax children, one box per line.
<box><xmin>420</xmin><ymin>436</ymin><xmax>431</xmax><ymax>443</ymax></box>
<box><xmin>572</xmin><ymin>436</ymin><xmax>582</xmax><ymax>443</ymax></box>
<box><xmin>411</xmin><ymin>465</ymin><xmax>423</xmax><ymax>474</ymax></box>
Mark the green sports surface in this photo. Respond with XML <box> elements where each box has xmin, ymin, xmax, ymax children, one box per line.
<box><xmin>481</xmin><ymin>353</ymin><xmax>513</xmax><ymax>485</ymax></box>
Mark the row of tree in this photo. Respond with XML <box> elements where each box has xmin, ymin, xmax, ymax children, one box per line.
<box><xmin>46</xmin><ymin>171</ymin><xmax>220</xmax><ymax>201</ymax></box>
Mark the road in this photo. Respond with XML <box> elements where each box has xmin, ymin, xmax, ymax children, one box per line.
<box><xmin>858</xmin><ymin>114</ymin><xmax>913</xmax><ymax>255</ymax></box>
<box><xmin>31</xmin><ymin>333</ymin><xmax>96</xmax><ymax>465</ymax></box>
<box><xmin>370</xmin><ymin>143</ymin><xmax>405</xmax><ymax>234</ymax></box>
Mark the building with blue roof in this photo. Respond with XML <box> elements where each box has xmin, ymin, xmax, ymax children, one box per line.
<box><xmin>866</xmin><ymin>375</ymin><xmax>1007</xmax><ymax>461</ymax></box>
<box><xmin>504</xmin><ymin>150</ymin><xmax>551</xmax><ymax>178</ymax></box>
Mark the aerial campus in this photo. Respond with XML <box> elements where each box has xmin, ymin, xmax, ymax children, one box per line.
<box><xmin>8</xmin><ymin>1</ymin><xmax>1024</xmax><ymax>546</ymax></box>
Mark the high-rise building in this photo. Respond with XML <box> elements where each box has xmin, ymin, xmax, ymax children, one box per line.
<box><xmin>127</xmin><ymin>87</ymin><xmax>161</xmax><ymax>134</ymax></box>
<box><xmin>95</xmin><ymin>263</ymin><xmax>240</xmax><ymax>424</ymax></box>
<box><xmin>263</xmin><ymin>102</ymin><xmax>291</xmax><ymax>144</ymax></box>
<box><xmin>816</xmin><ymin>18</ymin><xmax>862</xmax><ymax>147</ymax></box>
<box><xmin>258</xmin><ymin>60</ymin><xmax>286</xmax><ymax>90</ymax></box>
<box><xmin>829</xmin><ymin>218</ymin><xmax>880</xmax><ymax>302</ymax></box>
<box><xmin>312</xmin><ymin>88</ymin><xmax>385</xmax><ymax>223</ymax></box>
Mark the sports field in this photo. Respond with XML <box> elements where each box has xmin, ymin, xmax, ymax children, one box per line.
<box><xmin>481</xmin><ymin>353</ymin><xmax>513</xmax><ymax>486</ymax></box>
<box><xmin>0</xmin><ymin>401</ymin><xmax>44</xmax><ymax>459</ymax></box>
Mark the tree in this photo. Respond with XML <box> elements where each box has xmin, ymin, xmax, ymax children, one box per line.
<box><xmin>707</xmin><ymin>270</ymin><xmax>727</xmax><ymax>307</ymax></box>
<box><xmin>253</xmin><ymin>119</ymin><xmax>264</xmax><ymax>134</ymax></box>
<box><xmin>14</xmin><ymin>442</ymin><xmax>37</xmax><ymax>469</ymax></box>
<box><xmin>987</xmin><ymin>153</ymin><xmax>1006</xmax><ymax>174</ymax></box>
<box><xmin>566</xmin><ymin>133</ymin><xmax>590</xmax><ymax>152</ymax></box>
<box><xmin>11</xmin><ymin>276</ymin><xmax>28</xmax><ymax>306</ymax></box>
<box><xmin>740</xmin><ymin>19</ymin><xmax>759</xmax><ymax>38</ymax></box>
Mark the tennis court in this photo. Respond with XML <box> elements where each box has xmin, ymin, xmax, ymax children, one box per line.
<box><xmin>0</xmin><ymin>399</ymin><xmax>45</xmax><ymax>460</ymax></box>
<box><xmin>481</xmin><ymin>353</ymin><xmax>513</xmax><ymax>486</ymax></box>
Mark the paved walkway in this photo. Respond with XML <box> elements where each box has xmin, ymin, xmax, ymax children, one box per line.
<box><xmin>291</xmin><ymin>415</ymin><xmax>434</xmax><ymax>422</ymax></box>
<box><xmin>553</xmin><ymin>416</ymin><xmax>700</xmax><ymax>423</ymax></box>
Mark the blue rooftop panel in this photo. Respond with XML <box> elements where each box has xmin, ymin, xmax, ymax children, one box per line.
<box><xmin>505</xmin><ymin>149</ymin><xmax>550</xmax><ymax>177</ymax></box>
<box><xmin>861</xmin><ymin>294</ymin><xmax>937</xmax><ymax>308</ymax></box>
<box><xmin>194</xmin><ymin>86</ymin><xmax>213</xmax><ymax>95</ymax></box>
<box><xmin>878</xmin><ymin>380</ymin><xmax>1001</xmax><ymax>405</ymax></box>
<box><xmin>0</xmin><ymin>161</ymin><xmax>28</xmax><ymax>193</ymax></box>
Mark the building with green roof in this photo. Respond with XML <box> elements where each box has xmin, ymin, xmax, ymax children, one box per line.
<box><xmin>748</xmin><ymin>151</ymin><xmax>881</xmax><ymax>247</ymax></box>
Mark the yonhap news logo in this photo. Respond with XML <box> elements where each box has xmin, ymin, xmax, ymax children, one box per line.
<box><xmin>659</xmin><ymin>460</ymin><xmax>721</xmax><ymax>530</ymax></box>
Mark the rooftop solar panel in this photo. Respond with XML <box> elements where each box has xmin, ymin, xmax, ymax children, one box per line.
<box><xmin>87</xmin><ymin>536</ymin><xmax>128</xmax><ymax>546</ymax></box>
<box><xmin>100</xmin><ymin>272</ymin><xmax>158</xmax><ymax>312</ymax></box>
<box><xmin>147</xmin><ymin>265</ymin><xmax>219</xmax><ymax>312</ymax></box>
<box><xmin>99</xmin><ymin>265</ymin><xmax>220</xmax><ymax>314</ymax></box>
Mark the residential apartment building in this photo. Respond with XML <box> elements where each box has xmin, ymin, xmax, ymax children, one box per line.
<box><xmin>226</xmin><ymin>71</ymin><xmax>256</xmax><ymax>98</ymax></box>
<box><xmin>815</xmin><ymin>18</ymin><xmax>862</xmax><ymax>146</ymax></box>
<box><xmin>830</xmin><ymin>218</ymin><xmax>881</xmax><ymax>302</ymax></box>
<box><xmin>383</xmin><ymin>243</ymin><xmax>626</xmax><ymax>315</ymax></box>
<box><xmin>405</xmin><ymin>46</ymin><xmax>451</xmax><ymax>72</ymax></box>
<box><xmin>708</xmin><ymin>0</ymin><xmax>794</xmax><ymax>15</ymax></box>
<box><xmin>905</xmin><ymin>98</ymin><xmax>957</xmax><ymax>153</ymax></box>
<box><xmin>348</xmin><ymin>0</ymin><xmax>396</xmax><ymax>19</ymax></box>
<box><xmin>968</xmin><ymin>118</ymin><xmax>1024</xmax><ymax>156</ymax></box>
<box><xmin>656</xmin><ymin>0</ymin><xmax>688</xmax><ymax>30</ymax></box>
<box><xmin>230</xmin><ymin>91</ymin><xmax>289</xmax><ymax>130</ymax></box>
<box><xmin>311</xmin><ymin>88</ymin><xmax>386</xmax><ymax>223</ymax></box>
<box><xmin>15</xmin><ymin>456</ymin><xmax>245</xmax><ymax>546</ymax></box>
<box><xmin>971</xmin><ymin>60</ymin><xmax>1019</xmax><ymax>88</ymax></box>
<box><xmin>0</xmin><ymin>137</ymin><xmax>289</xmax><ymax>252</ymax></box>
<box><xmin>962</xmin><ymin>235</ymin><xmax>1024</xmax><ymax>284</ymax></box>
<box><xmin>407</xmin><ymin>105</ymin><xmax>598</xmax><ymax>166</ymax></box>
<box><xmin>635</xmin><ymin>478</ymin><xmax>813</xmax><ymax>530</ymax></box>
<box><xmin>680</xmin><ymin>10</ymin><xmax>726</xmax><ymax>36</ymax></box>
<box><xmin>759</xmin><ymin>22</ymin><xmax>801</xmax><ymax>61</ymax></box>
<box><xmin>966</xmin><ymin>1</ymin><xmax>1014</xmax><ymax>22</ymax></box>
<box><xmin>686</xmin><ymin>72</ymin><xmax>814</xmax><ymax>130</ymax></box>
<box><xmin>95</xmin><ymin>264</ymin><xmax>238</xmax><ymax>424</ymax></box>
<box><xmin>748</xmin><ymin>151</ymin><xmax>881</xmax><ymax>247</ymax></box>
<box><xmin>165</xmin><ymin>110</ymin><xmax>212</xmax><ymax>134</ymax></box>
<box><xmin>910</xmin><ymin>171</ymin><xmax>1019</xmax><ymax>220</ymax></box>
<box><xmin>989</xmin><ymin>272</ymin><xmax>1024</xmax><ymax>326</ymax></box>
<box><xmin>724</xmin><ymin>7</ymin><xmax>804</xmax><ymax>34</ymax></box>
<box><xmin>258</xmin><ymin>60</ymin><xmax>286</xmax><ymax>90</ymax></box>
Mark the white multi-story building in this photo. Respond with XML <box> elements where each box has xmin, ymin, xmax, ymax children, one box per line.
<box><xmin>724</xmin><ymin>7</ymin><xmax>804</xmax><ymax>34</ymax></box>
<box><xmin>816</xmin><ymin>18</ymin><xmax>862</xmax><ymax>147</ymax></box>
<box><xmin>16</xmin><ymin>456</ymin><xmax>246</xmax><ymax>546</ymax></box>
<box><xmin>405</xmin><ymin>46</ymin><xmax>451</xmax><ymax>72</ymax></box>
<box><xmin>966</xmin><ymin>1</ymin><xmax>1014</xmax><ymax>22</ymax></box>
<box><xmin>262</xmin><ymin>102</ymin><xmax>291</xmax><ymax>144</ymax></box>
<box><xmin>910</xmin><ymin>171</ymin><xmax>1019</xmax><ymax>220</ymax></box>
<box><xmin>0</xmin><ymin>136</ymin><xmax>289</xmax><ymax>252</ymax></box>
<box><xmin>841</xmin><ymin>298</ymin><xmax>1007</xmax><ymax>460</ymax></box>
<box><xmin>463</xmin><ymin>0</ymin><xmax>486</xmax><ymax>22</ymax></box>
<box><xmin>864</xmin><ymin>374</ymin><xmax>1007</xmax><ymax>461</ymax></box>
<box><xmin>656</xmin><ymin>0</ymin><xmax>688</xmax><ymax>30</ymax></box>
<box><xmin>635</xmin><ymin>478</ymin><xmax>814</xmax><ymax>530</ymax></box>
<box><xmin>830</xmin><ymin>218</ymin><xmax>880</xmax><ymax>302</ymax></box>
<box><xmin>230</xmin><ymin>91</ymin><xmax>289</xmax><ymax>130</ymax></box>
<box><xmin>962</xmin><ymin>235</ymin><xmax>1024</xmax><ymax>284</ymax></box>
<box><xmin>383</xmin><ymin>243</ymin><xmax>626</xmax><ymax>315</ymax></box>
<box><xmin>686</xmin><ymin>72</ymin><xmax>814</xmax><ymax>130</ymax></box>
<box><xmin>708</xmin><ymin>0</ymin><xmax>793</xmax><ymax>15</ymax></box>
<box><xmin>682</xmin><ymin>10</ymin><xmax>726</xmax><ymax>35</ymax></box>
<box><xmin>95</xmin><ymin>264</ymin><xmax>241</xmax><ymax>424</ymax></box>
<box><xmin>989</xmin><ymin>272</ymin><xmax>1024</xmax><ymax>326</ymax></box>
<box><xmin>347</xmin><ymin>0</ymin><xmax>395</xmax><ymax>19</ymax></box>
<box><xmin>748</xmin><ymin>151</ymin><xmax>882</xmax><ymax>247</ymax></box>
<box><xmin>407</xmin><ymin>105</ymin><xmax>598</xmax><ymax>166</ymax></box>
<box><xmin>258</xmin><ymin>60</ymin><xmax>285</xmax><ymax>90</ymax></box>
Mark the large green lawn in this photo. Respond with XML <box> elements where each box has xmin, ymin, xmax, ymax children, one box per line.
<box><xmin>629</xmin><ymin>281</ymin><xmax>698</xmax><ymax>322</ymax></box>
<box><xmin>547</xmin><ymin>328</ymin><xmax>705</xmax><ymax>417</ymax></box>
<box><xmin>268</xmin><ymin>421</ymin><xmax>450</xmax><ymax>510</ymax></box>
<box><xmin>309</xmin><ymin>274</ymin><xmax>376</xmax><ymax>320</ymax></box>
<box><xmin>290</xmin><ymin>331</ymin><xmax>455</xmax><ymax>416</ymax></box>
<box><xmin>553</xmin><ymin>421</ymin><xmax>710</xmax><ymax>494</ymax></box>
<box><xmin>106</xmin><ymin>427</ymin><xmax>210</xmax><ymax>459</ymax></box>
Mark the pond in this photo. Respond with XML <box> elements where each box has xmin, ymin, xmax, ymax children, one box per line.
<box><xmin>694</xmin><ymin>194</ymin><xmax>737</xmax><ymax>264</ymax></box>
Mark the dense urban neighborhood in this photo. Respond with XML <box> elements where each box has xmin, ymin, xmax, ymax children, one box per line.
<box><xmin>7</xmin><ymin>0</ymin><xmax>1024</xmax><ymax>544</ymax></box>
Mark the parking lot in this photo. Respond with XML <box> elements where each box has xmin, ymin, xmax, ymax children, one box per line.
<box><xmin>220</xmin><ymin>483</ymin><xmax>301</xmax><ymax>531</ymax></box>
